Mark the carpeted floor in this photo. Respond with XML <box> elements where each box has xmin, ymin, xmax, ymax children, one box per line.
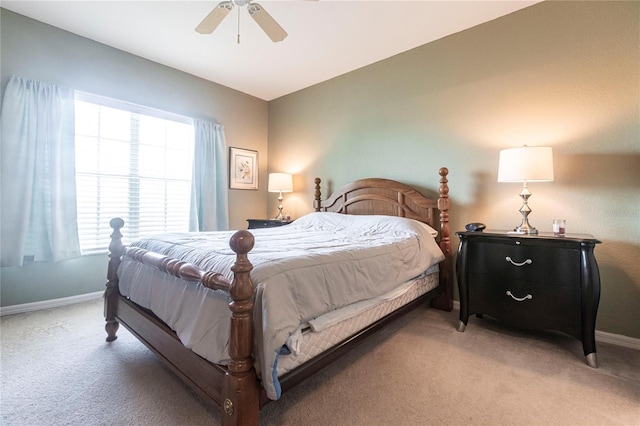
<box><xmin>1</xmin><ymin>298</ymin><xmax>638</xmax><ymax>425</ymax></box>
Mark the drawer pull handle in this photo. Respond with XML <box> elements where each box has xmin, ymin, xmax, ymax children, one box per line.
<box><xmin>506</xmin><ymin>291</ymin><xmax>533</xmax><ymax>302</ymax></box>
<box><xmin>505</xmin><ymin>256</ymin><xmax>532</xmax><ymax>267</ymax></box>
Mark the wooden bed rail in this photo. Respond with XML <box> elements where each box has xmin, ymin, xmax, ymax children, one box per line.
<box><xmin>122</xmin><ymin>246</ymin><xmax>233</xmax><ymax>291</ymax></box>
<box><xmin>104</xmin><ymin>219</ymin><xmax>260</xmax><ymax>425</ymax></box>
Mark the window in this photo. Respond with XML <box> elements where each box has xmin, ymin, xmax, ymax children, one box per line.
<box><xmin>74</xmin><ymin>94</ymin><xmax>194</xmax><ymax>254</ymax></box>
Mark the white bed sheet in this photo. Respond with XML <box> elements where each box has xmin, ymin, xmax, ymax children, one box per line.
<box><xmin>117</xmin><ymin>212</ymin><xmax>445</xmax><ymax>400</ymax></box>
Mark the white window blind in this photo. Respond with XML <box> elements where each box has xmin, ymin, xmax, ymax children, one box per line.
<box><xmin>74</xmin><ymin>93</ymin><xmax>194</xmax><ymax>254</ymax></box>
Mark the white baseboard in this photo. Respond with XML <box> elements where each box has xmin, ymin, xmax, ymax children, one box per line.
<box><xmin>0</xmin><ymin>291</ymin><xmax>103</xmax><ymax>316</ymax></box>
<box><xmin>595</xmin><ymin>330</ymin><xmax>640</xmax><ymax>350</ymax></box>
<box><xmin>451</xmin><ymin>300</ymin><xmax>640</xmax><ymax>351</ymax></box>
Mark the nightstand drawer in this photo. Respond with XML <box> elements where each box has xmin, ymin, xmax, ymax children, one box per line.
<box><xmin>468</xmin><ymin>242</ymin><xmax>581</xmax><ymax>287</ymax></box>
<box><xmin>469</xmin><ymin>274</ymin><xmax>581</xmax><ymax>334</ymax></box>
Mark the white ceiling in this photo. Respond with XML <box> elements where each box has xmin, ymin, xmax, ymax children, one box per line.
<box><xmin>2</xmin><ymin>0</ymin><xmax>540</xmax><ymax>101</ymax></box>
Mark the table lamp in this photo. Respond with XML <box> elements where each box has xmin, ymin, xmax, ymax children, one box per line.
<box><xmin>498</xmin><ymin>146</ymin><xmax>554</xmax><ymax>234</ymax></box>
<box><xmin>268</xmin><ymin>173</ymin><xmax>293</xmax><ymax>220</ymax></box>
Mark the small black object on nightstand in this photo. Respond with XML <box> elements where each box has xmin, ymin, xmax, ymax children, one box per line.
<box><xmin>465</xmin><ymin>222</ymin><xmax>486</xmax><ymax>232</ymax></box>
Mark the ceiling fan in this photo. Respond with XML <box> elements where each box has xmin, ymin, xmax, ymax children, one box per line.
<box><xmin>196</xmin><ymin>0</ymin><xmax>288</xmax><ymax>43</ymax></box>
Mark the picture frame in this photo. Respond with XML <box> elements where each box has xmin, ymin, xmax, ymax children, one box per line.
<box><xmin>229</xmin><ymin>147</ymin><xmax>258</xmax><ymax>190</ymax></box>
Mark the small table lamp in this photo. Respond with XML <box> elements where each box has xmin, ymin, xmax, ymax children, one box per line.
<box><xmin>498</xmin><ymin>146</ymin><xmax>554</xmax><ymax>234</ymax></box>
<box><xmin>268</xmin><ymin>173</ymin><xmax>293</xmax><ymax>220</ymax></box>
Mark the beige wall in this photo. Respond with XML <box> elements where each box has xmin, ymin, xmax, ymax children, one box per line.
<box><xmin>268</xmin><ymin>1</ymin><xmax>640</xmax><ymax>338</ymax></box>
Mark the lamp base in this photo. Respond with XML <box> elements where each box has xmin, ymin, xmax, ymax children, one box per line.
<box><xmin>274</xmin><ymin>191</ymin><xmax>284</xmax><ymax>221</ymax></box>
<box><xmin>513</xmin><ymin>224</ymin><xmax>538</xmax><ymax>235</ymax></box>
<box><xmin>514</xmin><ymin>182</ymin><xmax>538</xmax><ymax>234</ymax></box>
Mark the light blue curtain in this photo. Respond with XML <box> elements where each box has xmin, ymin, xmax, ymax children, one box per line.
<box><xmin>189</xmin><ymin>120</ymin><xmax>229</xmax><ymax>231</ymax></box>
<box><xmin>0</xmin><ymin>75</ymin><xmax>80</xmax><ymax>266</ymax></box>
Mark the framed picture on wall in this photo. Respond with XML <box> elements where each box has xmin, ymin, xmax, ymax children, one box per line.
<box><xmin>229</xmin><ymin>147</ymin><xmax>258</xmax><ymax>190</ymax></box>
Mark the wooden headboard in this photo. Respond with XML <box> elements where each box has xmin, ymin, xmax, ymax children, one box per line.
<box><xmin>313</xmin><ymin>167</ymin><xmax>452</xmax><ymax>311</ymax></box>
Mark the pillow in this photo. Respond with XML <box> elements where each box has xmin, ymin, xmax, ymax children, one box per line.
<box><xmin>291</xmin><ymin>212</ymin><xmax>439</xmax><ymax>238</ymax></box>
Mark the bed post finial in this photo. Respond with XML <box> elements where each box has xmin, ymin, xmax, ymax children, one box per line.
<box><xmin>314</xmin><ymin>178</ymin><xmax>322</xmax><ymax>212</ymax></box>
<box><xmin>105</xmin><ymin>218</ymin><xmax>125</xmax><ymax>342</ymax></box>
<box><xmin>432</xmin><ymin>167</ymin><xmax>453</xmax><ymax>311</ymax></box>
<box><xmin>224</xmin><ymin>230</ymin><xmax>259</xmax><ymax>425</ymax></box>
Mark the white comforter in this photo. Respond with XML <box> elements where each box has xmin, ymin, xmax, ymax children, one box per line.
<box><xmin>117</xmin><ymin>212</ymin><xmax>444</xmax><ymax>400</ymax></box>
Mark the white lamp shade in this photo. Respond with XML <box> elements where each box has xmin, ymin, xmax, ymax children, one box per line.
<box><xmin>498</xmin><ymin>146</ymin><xmax>554</xmax><ymax>182</ymax></box>
<box><xmin>268</xmin><ymin>173</ymin><xmax>293</xmax><ymax>192</ymax></box>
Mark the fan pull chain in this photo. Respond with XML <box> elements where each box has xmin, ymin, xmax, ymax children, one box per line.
<box><xmin>237</xmin><ymin>7</ymin><xmax>241</xmax><ymax>44</ymax></box>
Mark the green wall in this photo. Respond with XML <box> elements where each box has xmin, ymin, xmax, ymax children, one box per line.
<box><xmin>268</xmin><ymin>1</ymin><xmax>640</xmax><ymax>338</ymax></box>
<box><xmin>2</xmin><ymin>3</ymin><xmax>639</xmax><ymax>340</ymax></box>
<box><xmin>0</xmin><ymin>9</ymin><xmax>269</xmax><ymax>306</ymax></box>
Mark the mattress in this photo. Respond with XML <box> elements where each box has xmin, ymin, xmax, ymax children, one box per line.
<box><xmin>117</xmin><ymin>212</ymin><xmax>445</xmax><ymax>400</ymax></box>
<box><xmin>276</xmin><ymin>265</ymin><xmax>439</xmax><ymax>378</ymax></box>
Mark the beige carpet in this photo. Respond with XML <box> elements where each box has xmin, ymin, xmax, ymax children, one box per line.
<box><xmin>1</xmin><ymin>298</ymin><xmax>638</xmax><ymax>426</ymax></box>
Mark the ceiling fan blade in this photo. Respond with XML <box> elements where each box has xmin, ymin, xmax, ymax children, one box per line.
<box><xmin>247</xmin><ymin>3</ymin><xmax>287</xmax><ymax>42</ymax></box>
<box><xmin>195</xmin><ymin>1</ymin><xmax>233</xmax><ymax>34</ymax></box>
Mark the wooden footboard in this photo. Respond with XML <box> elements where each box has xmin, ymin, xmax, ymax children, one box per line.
<box><xmin>104</xmin><ymin>220</ymin><xmax>260</xmax><ymax>425</ymax></box>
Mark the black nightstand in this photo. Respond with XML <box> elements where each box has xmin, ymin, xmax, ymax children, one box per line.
<box><xmin>456</xmin><ymin>230</ymin><xmax>601</xmax><ymax>368</ymax></box>
<box><xmin>247</xmin><ymin>219</ymin><xmax>292</xmax><ymax>229</ymax></box>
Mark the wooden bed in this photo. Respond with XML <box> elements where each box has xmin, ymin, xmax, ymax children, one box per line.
<box><xmin>104</xmin><ymin>167</ymin><xmax>453</xmax><ymax>426</ymax></box>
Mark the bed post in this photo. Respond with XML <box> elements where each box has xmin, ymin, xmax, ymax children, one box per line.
<box><xmin>223</xmin><ymin>230</ymin><xmax>259</xmax><ymax>426</ymax></box>
<box><xmin>431</xmin><ymin>167</ymin><xmax>453</xmax><ymax>311</ymax></box>
<box><xmin>105</xmin><ymin>218</ymin><xmax>125</xmax><ymax>342</ymax></box>
<box><xmin>314</xmin><ymin>177</ymin><xmax>322</xmax><ymax>212</ymax></box>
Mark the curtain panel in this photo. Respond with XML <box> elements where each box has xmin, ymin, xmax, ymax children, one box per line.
<box><xmin>1</xmin><ymin>75</ymin><xmax>80</xmax><ymax>267</ymax></box>
<box><xmin>189</xmin><ymin>120</ymin><xmax>229</xmax><ymax>232</ymax></box>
